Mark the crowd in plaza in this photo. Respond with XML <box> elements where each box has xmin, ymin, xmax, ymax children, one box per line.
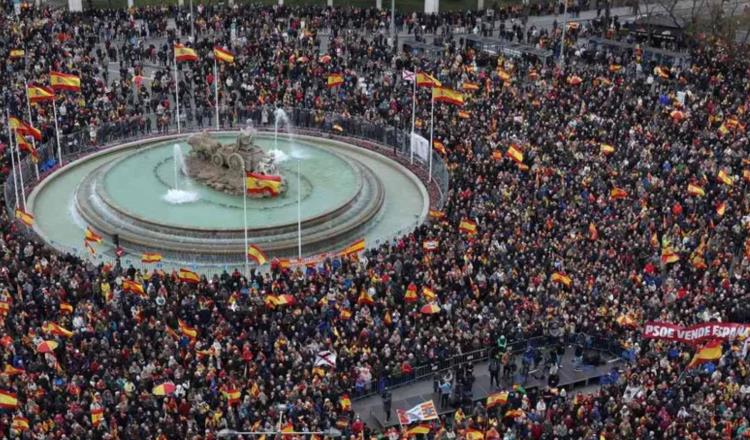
<box><xmin>1</xmin><ymin>0</ymin><xmax>750</xmax><ymax>439</ymax></box>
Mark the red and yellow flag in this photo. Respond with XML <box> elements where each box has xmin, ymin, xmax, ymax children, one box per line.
<box><xmin>50</xmin><ymin>71</ymin><xmax>81</xmax><ymax>92</ymax></box>
<box><xmin>178</xmin><ymin>319</ymin><xmax>198</xmax><ymax>340</ymax></box>
<box><xmin>327</xmin><ymin>73</ymin><xmax>344</xmax><ymax>88</ymax></box>
<box><xmin>247</xmin><ymin>244</ymin><xmax>268</xmax><ymax>265</ymax></box>
<box><xmin>11</xmin><ymin>416</ymin><xmax>29</xmax><ymax>432</ymax></box>
<box><xmin>357</xmin><ymin>291</ymin><xmax>374</xmax><ymax>306</ymax></box>
<box><xmin>687</xmin><ymin>339</ymin><xmax>722</xmax><ymax>368</ymax></box>
<box><xmin>27</xmin><ymin>84</ymin><xmax>55</xmax><ymax>102</ymax></box>
<box><xmin>122</xmin><ymin>279</ymin><xmax>146</xmax><ymax>297</ymax></box>
<box><xmin>213</xmin><ymin>46</ymin><xmax>235</xmax><ymax>63</ymax></box>
<box><xmin>600</xmin><ymin>143</ymin><xmax>615</xmax><ymax>155</ymax></box>
<box><xmin>462</xmin><ymin>82</ymin><xmax>480</xmax><ymax>91</ymax></box>
<box><xmin>588</xmin><ymin>222</ymin><xmax>598</xmax><ymax>240</ymax></box>
<box><xmin>0</xmin><ymin>390</ymin><xmax>19</xmax><ymax>409</ymax></box>
<box><xmin>84</xmin><ymin>226</ymin><xmax>102</xmax><ymax>243</ymax></box>
<box><xmin>340</xmin><ymin>238</ymin><xmax>365</xmax><ymax>256</ymax></box>
<box><xmin>661</xmin><ymin>246</ymin><xmax>680</xmax><ymax>264</ymax></box>
<box><xmin>432</xmin><ymin>87</ymin><xmax>464</xmax><ymax>106</ymax></box>
<box><xmin>459</xmin><ymin>219</ymin><xmax>477</xmax><ymax>235</ymax></box>
<box><xmin>91</xmin><ymin>408</ymin><xmax>104</xmax><ymax>427</ymax></box>
<box><xmin>687</xmin><ymin>183</ymin><xmax>705</xmax><ymax>197</ymax></box>
<box><xmin>422</xmin><ymin>286</ymin><xmax>437</xmax><ymax>301</ymax></box>
<box><xmin>174</xmin><ymin>44</ymin><xmax>199</xmax><ymax>62</ymax></box>
<box><xmin>428</xmin><ymin>209</ymin><xmax>445</xmax><ymax>220</ymax></box>
<box><xmin>141</xmin><ymin>253</ymin><xmax>162</xmax><ymax>263</ymax></box>
<box><xmin>486</xmin><ymin>391</ymin><xmax>509</xmax><ymax>408</ymax></box>
<box><xmin>407</xmin><ymin>425</ymin><xmax>431</xmax><ymax>435</ymax></box>
<box><xmin>60</xmin><ymin>302</ymin><xmax>74</xmax><ymax>314</ymax></box>
<box><xmin>3</xmin><ymin>364</ymin><xmax>25</xmax><ymax>376</ymax></box>
<box><xmin>506</xmin><ymin>144</ymin><xmax>524</xmax><ymax>163</ymax></box>
<box><xmin>246</xmin><ymin>172</ymin><xmax>282</xmax><ymax>197</ymax></box>
<box><xmin>222</xmin><ymin>387</ymin><xmax>241</xmax><ymax>405</ymax></box>
<box><xmin>339</xmin><ymin>394</ymin><xmax>352</xmax><ymax>411</ymax></box>
<box><xmin>416</xmin><ymin>72</ymin><xmax>441</xmax><ymax>88</ymax></box>
<box><xmin>9</xmin><ymin>117</ymin><xmax>42</xmax><ymax>141</ymax></box>
<box><xmin>433</xmin><ymin>140</ymin><xmax>447</xmax><ymax>155</ymax></box>
<box><xmin>178</xmin><ymin>268</ymin><xmax>200</xmax><ymax>283</ymax></box>
<box><xmin>9</xmin><ymin>49</ymin><xmax>24</xmax><ymax>59</ymax></box>
<box><xmin>716</xmin><ymin>201</ymin><xmax>727</xmax><ymax>217</ymax></box>
<box><xmin>15</xmin><ymin>209</ymin><xmax>34</xmax><ymax>227</ymax></box>
<box><xmin>717</xmin><ymin>169</ymin><xmax>733</xmax><ymax>186</ymax></box>
<box><xmin>404</xmin><ymin>283</ymin><xmax>418</xmax><ymax>303</ymax></box>
<box><xmin>551</xmin><ymin>272</ymin><xmax>572</xmax><ymax>287</ymax></box>
<box><xmin>610</xmin><ymin>188</ymin><xmax>628</xmax><ymax>200</ymax></box>
<box><xmin>42</xmin><ymin>322</ymin><xmax>73</xmax><ymax>338</ymax></box>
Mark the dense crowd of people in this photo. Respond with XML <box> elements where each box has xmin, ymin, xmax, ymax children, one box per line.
<box><xmin>1</xmin><ymin>0</ymin><xmax>750</xmax><ymax>439</ymax></box>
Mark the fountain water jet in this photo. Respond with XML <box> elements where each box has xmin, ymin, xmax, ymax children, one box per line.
<box><xmin>163</xmin><ymin>144</ymin><xmax>199</xmax><ymax>204</ymax></box>
<box><xmin>274</xmin><ymin>108</ymin><xmax>308</xmax><ymax>160</ymax></box>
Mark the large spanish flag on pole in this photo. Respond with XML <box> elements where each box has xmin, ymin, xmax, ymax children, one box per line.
<box><xmin>340</xmin><ymin>238</ymin><xmax>365</xmax><ymax>257</ymax></box>
<box><xmin>246</xmin><ymin>172</ymin><xmax>283</xmax><ymax>197</ymax></box>
<box><xmin>27</xmin><ymin>84</ymin><xmax>55</xmax><ymax>103</ymax></box>
<box><xmin>416</xmin><ymin>72</ymin><xmax>442</xmax><ymax>88</ymax></box>
<box><xmin>431</xmin><ymin>87</ymin><xmax>464</xmax><ymax>106</ymax></box>
<box><xmin>174</xmin><ymin>44</ymin><xmax>199</xmax><ymax>62</ymax></box>
<box><xmin>213</xmin><ymin>46</ymin><xmax>235</xmax><ymax>63</ymax></box>
<box><xmin>50</xmin><ymin>71</ymin><xmax>81</xmax><ymax>92</ymax></box>
<box><xmin>247</xmin><ymin>244</ymin><xmax>268</xmax><ymax>265</ymax></box>
<box><xmin>0</xmin><ymin>390</ymin><xmax>19</xmax><ymax>409</ymax></box>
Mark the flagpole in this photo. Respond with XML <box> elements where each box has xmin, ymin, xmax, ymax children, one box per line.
<box><xmin>297</xmin><ymin>159</ymin><xmax>302</xmax><ymax>260</ymax></box>
<box><xmin>428</xmin><ymin>94</ymin><xmax>434</xmax><ymax>183</ymax></box>
<box><xmin>52</xmin><ymin>97</ymin><xmax>63</xmax><ymax>167</ymax></box>
<box><xmin>410</xmin><ymin>72</ymin><xmax>416</xmax><ymax>164</ymax></box>
<box><xmin>174</xmin><ymin>48</ymin><xmax>181</xmax><ymax>134</ymax></box>
<box><xmin>13</xmin><ymin>128</ymin><xmax>27</xmax><ymax>211</ymax></box>
<box><xmin>6</xmin><ymin>109</ymin><xmax>20</xmax><ymax>209</ymax></box>
<box><xmin>243</xmin><ymin>172</ymin><xmax>249</xmax><ymax>278</ymax></box>
<box><xmin>24</xmin><ymin>80</ymin><xmax>40</xmax><ymax>180</ymax></box>
<box><xmin>214</xmin><ymin>56</ymin><xmax>220</xmax><ymax>130</ymax></box>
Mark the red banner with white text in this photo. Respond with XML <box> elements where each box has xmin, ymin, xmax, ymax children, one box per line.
<box><xmin>643</xmin><ymin>321</ymin><xmax>750</xmax><ymax>344</ymax></box>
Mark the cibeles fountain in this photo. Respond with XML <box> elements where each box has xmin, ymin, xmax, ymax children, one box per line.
<box><xmin>27</xmin><ymin>113</ymin><xmax>430</xmax><ymax>271</ymax></box>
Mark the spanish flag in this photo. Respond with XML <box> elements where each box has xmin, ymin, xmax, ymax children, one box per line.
<box><xmin>609</xmin><ymin>64</ymin><xmax>623</xmax><ymax>72</ymax></box>
<box><xmin>416</xmin><ymin>72</ymin><xmax>441</xmax><ymax>88</ymax></box>
<box><xmin>422</xmin><ymin>286</ymin><xmax>437</xmax><ymax>301</ymax></box>
<box><xmin>178</xmin><ymin>319</ymin><xmax>198</xmax><ymax>340</ymax></box>
<box><xmin>486</xmin><ymin>391</ymin><xmax>509</xmax><ymax>408</ymax></box>
<box><xmin>0</xmin><ymin>301</ymin><xmax>8</xmax><ymax>315</ymax></box>
<box><xmin>407</xmin><ymin>425</ymin><xmax>431</xmax><ymax>435</ymax></box>
<box><xmin>506</xmin><ymin>144</ymin><xmax>524</xmax><ymax>163</ymax></box>
<box><xmin>459</xmin><ymin>219</ymin><xmax>477</xmax><ymax>235</ymax></box>
<box><xmin>327</xmin><ymin>73</ymin><xmax>344</xmax><ymax>88</ymax></box>
<box><xmin>429</xmin><ymin>209</ymin><xmax>445</xmax><ymax>220</ymax></box>
<box><xmin>9</xmin><ymin>49</ymin><xmax>24</xmax><ymax>59</ymax></box>
<box><xmin>610</xmin><ymin>188</ymin><xmax>628</xmax><ymax>200</ymax></box>
<box><xmin>466</xmin><ymin>428</ymin><xmax>485</xmax><ymax>440</ymax></box>
<box><xmin>0</xmin><ymin>390</ymin><xmax>19</xmax><ymax>409</ymax></box>
<box><xmin>43</xmin><ymin>322</ymin><xmax>73</xmax><ymax>338</ymax></box>
<box><xmin>497</xmin><ymin>68</ymin><xmax>512</xmax><ymax>82</ymax></box>
<box><xmin>178</xmin><ymin>268</ymin><xmax>200</xmax><ymax>283</ymax></box>
<box><xmin>27</xmin><ymin>84</ymin><xmax>55</xmax><ymax>102</ymax></box>
<box><xmin>717</xmin><ymin>169</ymin><xmax>733</xmax><ymax>186</ymax></box>
<box><xmin>246</xmin><ymin>172</ymin><xmax>282</xmax><ymax>197</ymax></box>
<box><xmin>433</xmin><ymin>140</ymin><xmax>447</xmax><ymax>155</ymax></box>
<box><xmin>340</xmin><ymin>238</ymin><xmax>365</xmax><ymax>256</ymax></box>
<box><xmin>213</xmin><ymin>46</ymin><xmax>235</xmax><ymax>63</ymax></box>
<box><xmin>492</xmin><ymin>150</ymin><xmax>503</xmax><ymax>161</ymax></box>
<box><xmin>687</xmin><ymin>339</ymin><xmax>722</xmax><ymax>368</ymax></box>
<box><xmin>84</xmin><ymin>226</ymin><xmax>102</xmax><ymax>243</ymax></box>
<box><xmin>357</xmin><ymin>291</ymin><xmax>374</xmax><ymax>306</ymax></box>
<box><xmin>339</xmin><ymin>308</ymin><xmax>352</xmax><ymax>320</ymax></box>
<box><xmin>174</xmin><ymin>43</ymin><xmax>198</xmax><ymax>62</ymax></box>
<box><xmin>60</xmin><ymin>302</ymin><xmax>74</xmax><ymax>314</ymax></box>
<box><xmin>122</xmin><ymin>279</ymin><xmax>146</xmax><ymax>297</ymax></box>
<box><xmin>50</xmin><ymin>71</ymin><xmax>81</xmax><ymax>92</ymax></box>
<box><xmin>11</xmin><ymin>416</ymin><xmax>29</xmax><ymax>432</ymax></box>
<box><xmin>551</xmin><ymin>272</ymin><xmax>572</xmax><ymax>287</ymax></box>
<box><xmin>91</xmin><ymin>408</ymin><xmax>104</xmax><ymax>426</ymax></box>
<box><xmin>432</xmin><ymin>87</ymin><xmax>464</xmax><ymax>106</ymax></box>
<box><xmin>462</xmin><ymin>82</ymin><xmax>480</xmax><ymax>91</ymax></box>
<box><xmin>600</xmin><ymin>143</ymin><xmax>615</xmax><ymax>155</ymax></box>
<box><xmin>339</xmin><ymin>394</ymin><xmax>352</xmax><ymax>411</ymax></box>
<box><xmin>404</xmin><ymin>283</ymin><xmax>418</xmax><ymax>303</ymax></box>
<box><xmin>9</xmin><ymin>117</ymin><xmax>42</xmax><ymax>141</ymax></box>
<box><xmin>458</xmin><ymin>110</ymin><xmax>471</xmax><ymax>119</ymax></box>
<box><xmin>687</xmin><ymin>183</ymin><xmax>705</xmax><ymax>197</ymax></box>
<box><xmin>3</xmin><ymin>364</ymin><xmax>25</xmax><ymax>376</ymax></box>
<box><xmin>716</xmin><ymin>201</ymin><xmax>727</xmax><ymax>216</ymax></box>
<box><xmin>222</xmin><ymin>387</ymin><xmax>241</xmax><ymax>405</ymax></box>
<box><xmin>281</xmin><ymin>422</ymin><xmax>295</xmax><ymax>434</ymax></box>
<box><xmin>15</xmin><ymin>209</ymin><xmax>34</xmax><ymax>227</ymax></box>
<box><xmin>661</xmin><ymin>246</ymin><xmax>680</xmax><ymax>264</ymax></box>
<box><xmin>247</xmin><ymin>244</ymin><xmax>268</xmax><ymax>265</ymax></box>
<box><xmin>141</xmin><ymin>252</ymin><xmax>162</xmax><ymax>263</ymax></box>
